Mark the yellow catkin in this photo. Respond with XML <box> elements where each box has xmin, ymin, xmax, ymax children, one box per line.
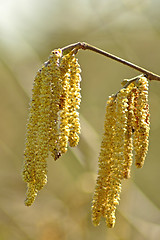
<box><xmin>123</xmin><ymin>84</ymin><xmax>135</xmax><ymax>179</ymax></box>
<box><xmin>58</xmin><ymin>53</ymin><xmax>72</xmax><ymax>154</ymax></box>
<box><xmin>23</xmin><ymin>49</ymin><xmax>62</xmax><ymax>206</ymax></box>
<box><xmin>92</xmin><ymin>96</ymin><xmax>116</xmax><ymax>227</ymax></box>
<box><xmin>32</xmin><ymin>63</ymin><xmax>53</xmax><ymax>191</ymax></box>
<box><xmin>23</xmin><ymin>70</ymin><xmax>43</xmax><ymax>185</ymax></box>
<box><xmin>23</xmin><ymin>48</ymin><xmax>82</xmax><ymax>206</ymax></box>
<box><xmin>23</xmin><ymin>65</ymin><xmax>49</xmax><ymax>205</ymax></box>
<box><xmin>105</xmin><ymin>89</ymin><xmax>128</xmax><ymax>228</ymax></box>
<box><xmin>68</xmin><ymin>54</ymin><xmax>81</xmax><ymax>147</ymax></box>
<box><xmin>133</xmin><ymin>77</ymin><xmax>150</xmax><ymax>168</ymax></box>
<box><xmin>48</xmin><ymin>49</ymin><xmax>63</xmax><ymax>160</ymax></box>
<box><xmin>92</xmin><ymin>88</ymin><xmax>129</xmax><ymax>228</ymax></box>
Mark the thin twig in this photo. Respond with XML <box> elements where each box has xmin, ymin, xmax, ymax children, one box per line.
<box><xmin>122</xmin><ymin>75</ymin><xmax>143</xmax><ymax>89</ymax></box>
<box><xmin>113</xmin><ymin>75</ymin><xmax>143</xmax><ymax>99</ymax></box>
<box><xmin>61</xmin><ymin>42</ymin><xmax>160</xmax><ymax>81</ymax></box>
<box><xmin>62</xmin><ymin>42</ymin><xmax>83</xmax><ymax>55</ymax></box>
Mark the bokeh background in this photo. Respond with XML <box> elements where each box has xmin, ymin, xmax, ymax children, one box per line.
<box><xmin>1</xmin><ymin>0</ymin><xmax>160</xmax><ymax>239</ymax></box>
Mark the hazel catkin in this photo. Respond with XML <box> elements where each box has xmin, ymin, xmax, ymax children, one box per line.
<box><xmin>58</xmin><ymin>53</ymin><xmax>72</xmax><ymax>155</ymax></box>
<box><xmin>23</xmin><ymin>48</ymin><xmax>82</xmax><ymax>206</ymax></box>
<box><xmin>105</xmin><ymin>89</ymin><xmax>128</xmax><ymax>228</ymax></box>
<box><xmin>48</xmin><ymin>49</ymin><xmax>63</xmax><ymax>160</ymax></box>
<box><xmin>23</xmin><ymin>49</ymin><xmax>62</xmax><ymax>206</ymax></box>
<box><xmin>123</xmin><ymin>84</ymin><xmax>135</xmax><ymax>179</ymax></box>
<box><xmin>133</xmin><ymin>77</ymin><xmax>150</xmax><ymax>168</ymax></box>
<box><xmin>92</xmin><ymin>88</ymin><xmax>129</xmax><ymax>228</ymax></box>
<box><xmin>92</xmin><ymin>95</ymin><xmax>116</xmax><ymax>227</ymax></box>
<box><xmin>92</xmin><ymin>76</ymin><xmax>150</xmax><ymax>228</ymax></box>
<box><xmin>68</xmin><ymin>54</ymin><xmax>81</xmax><ymax>147</ymax></box>
<box><xmin>58</xmin><ymin>50</ymin><xmax>82</xmax><ymax>153</ymax></box>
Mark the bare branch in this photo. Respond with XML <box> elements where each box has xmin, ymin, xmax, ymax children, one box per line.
<box><xmin>62</xmin><ymin>42</ymin><xmax>160</xmax><ymax>81</ymax></box>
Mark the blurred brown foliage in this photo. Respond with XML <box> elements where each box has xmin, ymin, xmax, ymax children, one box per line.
<box><xmin>1</xmin><ymin>0</ymin><xmax>160</xmax><ymax>239</ymax></box>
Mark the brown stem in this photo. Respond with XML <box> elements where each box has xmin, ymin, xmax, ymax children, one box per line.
<box><xmin>61</xmin><ymin>42</ymin><xmax>160</xmax><ymax>81</ymax></box>
<box><xmin>113</xmin><ymin>75</ymin><xmax>143</xmax><ymax>99</ymax></box>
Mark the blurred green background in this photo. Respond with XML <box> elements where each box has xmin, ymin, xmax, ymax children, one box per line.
<box><xmin>1</xmin><ymin>0</ymin><xmax>160</xmax><ymax>239</ymax></box>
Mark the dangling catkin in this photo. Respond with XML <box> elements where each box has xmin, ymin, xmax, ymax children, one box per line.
<box><xmin>23</xmin><ymin>49</ymin><xmax>62</xmax><ymax>206</ymax></box>
<box><xmin>105</xmin><ymin>89</ymin><xmax>128</xmax><ymax>228</ymax></box>
<box><xmin>123</xmin><ymin>84</ymin><xmax>135</xmax><ymax>179</ymax></box>
<box><xmin>58</xmin><ymin>50</ymin><xmax>82</xmax><ymax>153</ymax></box>
<box><xmin>58</xmin><ymin>53</ymin><xmax>72</xmax><ymax>155</ymax></box>
<box><xmin>23</xmin><ymin>47</ymin><xmax>83</xmax><ymax>206</ymax></box>
<box><xmin>133</xmin><ymin>77</ymin><xmax>150</xmax><ymax>168</ymax></box>
<box><xmin>48</xmin><ymin>49</ymin><xmax>63</xmax><ymax>160</ymax></box>
<box><xmin>92</xmin><ymin>88</ymin><xmax>130</xmax><ymax>228</ymax></box>
<box><xmin>92</xmin><ymin>95</ymin><xmax>116</xmax><ymax>227</ymax></box>
<box><xmin>68</xmin><ymin>54</ymin><xmax>81</xmax><ymax>147</ymax></box>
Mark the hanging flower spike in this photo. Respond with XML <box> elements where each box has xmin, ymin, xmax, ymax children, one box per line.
<box><xmin>133</xmin><ymin>76</ymin><xmax>150</xmax><ymax>168</ymax></box>
<box><xmin>68</xmin><ymin>54</ymin><xmax>81</xmax><ymax>147</ymax></box>
<box><xmin>23</xmin><ymin>49</ymin><xmax>62</xmax><ymax>206</ymax></box>
<box><xmin>23</xmin><ymin>69</ymin><xmax>43</xmax><ymax>206</ymax></box>
<box><xmin>105</xmin><ymin>88</ymin><xmax>128</xmax><ymax>228</ymax></box>
<box><xmin>23</xmin><ymin>70</ymin><xmax>42</xmax><ymax>184</ymax></box>
<box><xmin>58</xmin><ymin>52</ymin><xmax>73</xmax><ymax>155</ymax></box>
<box><xmin>48</xmin><ymin>49</ymin><xmax>63</xmax><ymax>160</ymax></box>
<box><xmin>92</xmin><ymin>87</ymin><xmax>129</xmax><ymax>228</ymax></box>
<box><xmin>92</xmin><ymin>96</ymin><xmax>116</xmax><ymax>227</ymax></box>
<box><xmin>123</xmin><ymin>83</ymin><xmax>135</xmax><ymax>179</ymax></box>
